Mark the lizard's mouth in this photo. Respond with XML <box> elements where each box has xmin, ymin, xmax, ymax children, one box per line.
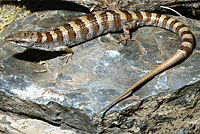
<box><xmin>6</xmin><ymin>39</ymin><xmax>27</xmax><ymax>45</ymax></box>
<box><xmin>11</xmin><ymin>40</ymin><xmax>27</xmax><ymax>44</ymax></box>
<box><xmin>5</xmin><ymin>35</ymin><xmax>27</xmax><ymax>44</ymax></box>
<box><xmin>5</xmin><ymin>37</ymin><xmax>34</xmax><ymax>48</ymax></box>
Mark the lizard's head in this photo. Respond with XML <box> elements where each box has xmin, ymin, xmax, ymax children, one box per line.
<box><xmin>5</xmin><ymin>31</ymin><xmax>40</xmax><ymax>48</ymax></box>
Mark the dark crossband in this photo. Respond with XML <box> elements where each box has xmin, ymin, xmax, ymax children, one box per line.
<box><xmin>45</xmin><ymin>32</ymin><xmax>53</xmax><ymax>42</ymax></box>
<box><xmin>86</xmin><ymin>14</ymin><xmax>99</xmax><ymax>37</ymax></box>
<box><xmin>63</xmin><ymin>24</ymin><xmax>76</xmax><ymax>42</ymax></box>
<box><xmin>119</xmin><ymin>10</ymin><xmax>132</xmax><ymax>21</ymax></box>
<box><xmin>53</xmin><ymin>28</ymin><xmax>64</xmax><ymax>42</ymax></box>
<box><xmin>106</xmin><ymin>10</ymin><xmax>121</xmax><ymax>30</ymax></box>
<box><xmin>36</xmin><ymin>32</ymin><xmax>43</xmax><ymax>43</ymax></box>
<box><xmin>73</xmin><ymin>19</ymin><xmax>89</xmax><ymax>40</ymax></box>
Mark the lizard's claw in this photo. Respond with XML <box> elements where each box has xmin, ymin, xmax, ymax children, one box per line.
<box><xmin>117</xmin><ymin>35</ymin><xmax>136</xmax><ymax>45</ymax></box>
<box><xmin>61</xmin><ymin>53</ymin><xmax>73</xmax><ymax>63</ymax></box>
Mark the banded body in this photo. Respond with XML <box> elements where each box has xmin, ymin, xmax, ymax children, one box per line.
<box><xmin>5</xmin><ymin>10</ymin><xmax>194</xmax><ymax>114</ymax></box>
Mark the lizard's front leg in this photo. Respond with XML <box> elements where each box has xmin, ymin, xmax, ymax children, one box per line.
<box><xmin>52</xmin><ymin>46</ymin><xmax>74</xmax><ymax>63</ymax></box>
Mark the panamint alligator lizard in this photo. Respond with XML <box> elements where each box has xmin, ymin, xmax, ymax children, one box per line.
<box><xmin>5</xmin><ymin>9</ymin><xmax>194</xmax><ymax>114</ymax></box>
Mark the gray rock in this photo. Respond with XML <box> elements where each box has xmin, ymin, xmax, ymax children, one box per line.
<box><xmin>0</xmin><ymin>5</ymin><xmax>200</xmax><ymax>134</ymax></box>
<box><xmin>93</xmin><ymin>80</ymin><xmax>200</xmax><ymax>133</ymax></box>
<box><xmin>0</xmin><ymin>90</ymin><xmax>96</xmax><ymax>133</ymax></box>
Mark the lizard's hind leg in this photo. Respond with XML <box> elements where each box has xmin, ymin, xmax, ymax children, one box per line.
<box><xmin>118</xmin><ymin>20</ymin><xmax>139</xmax><ymax>45</ymax></box>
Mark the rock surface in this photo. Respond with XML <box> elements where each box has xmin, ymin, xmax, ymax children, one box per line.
<box><xmin>93</xmin><ymin>81</ymin><xmax>200</xmax><ymax>133</ymax></box>
<box><xmin>0</xmin><ymin>90</ymin><xmax>96</xmax><ymax>134</ymax></box>
<box><xmin>0</xmin><ymin>3</ymin><xmax>200</xmax><ymax>134</ymax></box>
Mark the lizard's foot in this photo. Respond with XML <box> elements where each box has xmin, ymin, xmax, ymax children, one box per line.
<box><xmin>61</xmin><ymin>53</ymin><xmax>74</xmax><ymax>63</ymax></box>
<box><xmin>117</xmin><ymin>35</ymin><xmax>136</xmax><ymax>45</ymax></box>
<box><xmin>52</xmin><ymin>46</ymin><xmax>74</xmax><ymax>63</ymax></box>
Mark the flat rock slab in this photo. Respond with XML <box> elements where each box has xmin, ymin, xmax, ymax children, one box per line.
<box><xmin>0</xmin><ymin>90</ymin><xmax>96</xmax><ymax>134</ymax></box>
<box><xmin>0</xmin><ymin>4</ymin><xmax>200</xmax><ymax>133</ymax></box>
<box><xmin>0</xmin><ymin>113</ymin><xmax>77</xmax><ymax>134</ymax></box>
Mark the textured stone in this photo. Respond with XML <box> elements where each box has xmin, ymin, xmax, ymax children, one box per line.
<box><xmin>93</xmin><ymin>81</ymin><xmax>200</xmax><ymax>133</ymax></box>
<box><xmin>0</xmin><ymin>91</ymin><xmax>96</xmax><ymax>134</ymax></box>
<box><xmin>0</xmin><ymin>4</ymin><xmax>200</xmax><ymax>134</ymax></box>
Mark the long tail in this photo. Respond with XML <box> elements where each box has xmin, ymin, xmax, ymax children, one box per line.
<box><xmin>97</xmin><ymin>11</ymin><xmax>195</xmax><ymax>114</ymax></box>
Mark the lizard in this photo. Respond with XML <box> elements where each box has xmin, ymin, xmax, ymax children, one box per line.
<box><xmin>5</xmin><ymin>9</ymin><xmax>195</xmax><ymax>115</ymax></box>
